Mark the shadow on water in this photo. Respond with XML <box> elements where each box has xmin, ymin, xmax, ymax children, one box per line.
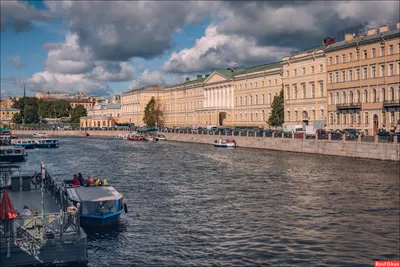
<box><xmin>84</xmin><ymin>221</ymin><xmax>128</xmax><ymax>241</ymax></box>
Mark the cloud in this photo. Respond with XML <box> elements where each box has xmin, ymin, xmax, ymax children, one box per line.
<box><xmin>0</xmin><ymin>0</ymin><xmax>53</xmax><ymax>32</ymax></box>
<box><xmin>44</xmin><ymin>1</ymin><xmax>219</xmax><ymax>61</ymax></box>
<box><xmin>88</xmin><ymin>61</ymin><xmax>136</xmax><ymax>82</ymax></box>
<box><xmin>128</xmin><ymin>70</ymin><xmax>182</xmax><ymax>89</ymax></box>
<box><xmin>163</xmin><ymin>25</ymin><xmax>293</xmax><ymax>74</ymax></box>
<box><xmin>8</xmin><ymin>56</ymin><xmax>24</xmax><ymax>69</ymax></box>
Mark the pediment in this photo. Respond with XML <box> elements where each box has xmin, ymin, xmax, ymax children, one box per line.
<box><xmin>203</xmin><ymin>72</ymin><xmax>231</xmax><ymax>85</ymax></box>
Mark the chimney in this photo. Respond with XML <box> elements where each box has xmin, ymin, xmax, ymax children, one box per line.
<box><xmin>379</xmin><ymin>24</ymin><xmax>389</xmax><ymax>33</ymax></box>
<box><xmin>197</xmin><ymin>75</ymin><xmax>202</xmax><ymax>80</ymax></box>
<box><xmin>367</xmin><ymin>28</ymin><xmax>377</xmax><ymax>36</ymax></box>
<box><xmin>397</xmin><ymin>22</ymin><xmax>400</xmax><ymax>29</ymax></box>
<box><xmin>185</xmin><ymin>77</ymin><xmax>190</xmax><ymax>82</ymax></box>
<box><xmin>322</xmin><ymin>37</ymin><xmax>336</xmax><ymax>48</ymax></box>
<box><xmin>344</xmin><ymin>33</ymin><xmax>354</xmax><ymax>41</ymax></box>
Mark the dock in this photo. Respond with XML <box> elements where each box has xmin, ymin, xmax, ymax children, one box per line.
<box><xmin>0</xmin><ymin>163</ymin><xmax>87</xmax><ymax>267</ymax></box>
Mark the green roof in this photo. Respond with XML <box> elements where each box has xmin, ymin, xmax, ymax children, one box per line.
<box><xmin>234</xmin><ymin>61</ymin><xmax>282</xmax><ymax>76</ymax></box>
<box><xmin>215</xmin><ymin>69</ymin><xmax>235</xmax><ymax>79</ymax></box>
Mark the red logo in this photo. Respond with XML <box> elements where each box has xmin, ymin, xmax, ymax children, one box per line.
<box><xmin>374</xmin><ymin>261</ymin><xmax>400</xmax><ymax>267</ymax></box>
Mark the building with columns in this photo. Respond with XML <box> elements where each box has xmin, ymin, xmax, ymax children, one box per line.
<box><xmin>120</xmin><ymin>85</ymin><xmax>163</xmax><ymax>126</ymax></box>
<box><xmin>325</xmin><ymin>23</ymin><xmax>400</xmax><ymax>135</ymax></box>
<box><xmin>282</xmin><ymin>46</ymin><xmax>328</xmax><ymax>126</ymax></box>
<box><xmin>79</xmin><ymin>101</ymin><xmax>122</xmax><ymax>128</ymax></box>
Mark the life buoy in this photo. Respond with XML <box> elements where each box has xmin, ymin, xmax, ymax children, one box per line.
<box><xmin>31</xmin><ymin>173</ymin><xmax>42</xmax><ymax>185</ymax></box>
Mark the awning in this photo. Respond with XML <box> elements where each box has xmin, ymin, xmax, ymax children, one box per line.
<box><xmin>0</xmin><ymin>189</ymin><xmax>18</xmax><ymax>220</ymax></box>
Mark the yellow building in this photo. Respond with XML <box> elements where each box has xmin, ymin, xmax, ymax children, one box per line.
<box><xmin>325</xmin><ymin>23</ymin><xmax>400</xmax><ymax>135</ymax></box>
<box><xmin>80</xmin><ymin>101</ymin><xmax>122</xmax><ymax>128</ymax></box>
<box><xmin>282</xmin><ymin>47</ymin><xmax>327</xmax><ymax>126</ymax></box>
<box><xmin>233</xmin><ymin>62</ymin><xmax>282</xmax><ymax>128</ymax></box>
<box><xmin>0</xmin><ymin>107</ymin><xmax>20</xmax><ymax>126</ymax></box>
<box><xmin>120</xmin><ymin>85</ymin><xmax>163</xmax><ymax>126</ymax></box>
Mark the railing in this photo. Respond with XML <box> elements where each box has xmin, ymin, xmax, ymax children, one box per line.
<box><xmin>383</xmin><ymin>100</ymin><xmax>400</xmax><ymax>107</ymax></box>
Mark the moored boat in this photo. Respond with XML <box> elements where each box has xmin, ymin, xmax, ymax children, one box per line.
<box><xmin>78</xmin><ymin>131</ymin><xmax>90</xmax><ymax>136</ymax></box>
<box><xmin>155</xmin><ymin>134</ymin><xmax>166</xmax><ymax>141</ymax></box>
<box><xmin>0</xmin><ymin>146</ymin><xmax>27</xmax><ymax>162</ymax></box>
<box><xmin>127</xmin><ymin>135</ymin><xmax>145</xmax><ymax>141</ymax></box>
<box><xmin>12</xmin><ymin>138</ymin><xmax>36</xmax><ymax>149</ymax></box>
<box><xmin>33</xmin><ymin>132</ymin><xmax>48</xmax><ymax>138</ymax></box>
<box><xmin>214</xmin><ymin>138</ymin><xmax>236</xmax><ymax>148</ymax></box>
<box><xmin>35</xmin><ymin>138</ymin><xmax>59</xmax><ymax>148</ymax></box>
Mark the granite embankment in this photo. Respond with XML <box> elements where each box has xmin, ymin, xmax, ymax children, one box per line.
<box><xmin>12</xmin><ymin>130</ymin><xmax>400</xmax><ymax>161</ymax></box>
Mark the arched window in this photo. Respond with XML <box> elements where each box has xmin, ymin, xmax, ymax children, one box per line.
<box><xmin>356</xmin><ymin>90</ymin><xmax>360</xmax><ymax>103</ymax></box>
<box><xmin>381</xmin><ymin>88</ymin><xmax>386</xmax><ymax>102</ymax></box>
<box><xmin>342</xmin><ymin>92</ymin><xmax>347</xmax><ymax>104</ymax></box>
<box><xmin>329</xmin><ymin>93</ymin><xmax>333</xmax><ymax>105</ymax></box>
<box><xmin>389</xmin><ymin>87</ymin><xmax>394</xmax><ymax>101</ymax></box>
<box><xmin>364</xmin><ymin>90</ymin><xmax>368</xmax><ymax>103</ymax></box>
<box><xmin>336</xmin><ymin>92</ymin><xmax>340</xmax><ymax>104</ymax></box>
<box><xmin>372</xmin><ymin>89</ymin><xmax>377</xmax><ymax>103</ymax></box>
<box><xmin>349</xmin><ymin>91</ymin><xmax>354</xmax><ymax>104</ymax></box>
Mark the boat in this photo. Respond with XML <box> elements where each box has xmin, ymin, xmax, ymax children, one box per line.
<box><xmin>116</xmin><ymin>133</ymin><xmax>128</xmax><ymax>139</ymax></box>
<box><xmin>214</xmin><ymin>138</ymin><xmax>236</xmax><ymax>148</ymax></box>
<box><xmin>34</xmin><ymin>138</ymin><xmax>59</xmax><ymax>148</ymax></box>
<box><xmin>12</xmin><ymin>138</ymin><xmax>36</xmax><ymax>149</ymax></box>
<box><xmin>78</xmin><ymin>131</ymin><xmax>90</xmax><ymax>136</ymax></box>
<box><xmin>0</xmin><ymin>146</ymin><xmax>27</xmax><ymax>162</ymax></box>
<box><xmin>127</xmin><ymin>135</ymin><xmax>145</xmax><ymax>141</ymax></box>
<box><xmin>33</xmin><ymin>132</ymin><xmax>48</xmax><ymax>138</ymax></box>
<box><xmin>63</xmin><ymin>181</ymin><xmax>125</xmax><ymax>227</ymax></box>
<box><xmin>0</xmin><ymin>128</ymin><xmax>12</xmax><ymax>145</ymax></box>
<box><xmin>155</xmin><ymin>134</ymin><xmax>166</xmax><ymax>141</ymax></box>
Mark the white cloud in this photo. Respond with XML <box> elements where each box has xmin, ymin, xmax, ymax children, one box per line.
<box><xmin>128</xmin><ymin>70</ymin><xmax>182</xmax><ymax>89</ymax></box>
<box><xmin>7</xmin><ymin>56</ymin><xmax>24</xmax><ymax>69</ymax></box>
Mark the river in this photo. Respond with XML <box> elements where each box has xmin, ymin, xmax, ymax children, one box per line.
<box><xmin>18</xmin><ymin>136</ymin><xmax>400</xmax><ymax>266</ymax></box>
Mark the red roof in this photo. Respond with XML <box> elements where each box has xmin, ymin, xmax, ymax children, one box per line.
<box><xmin>0</xmin><ymin>189</ymin><xmax>18</xmax><ymax>220</ymax></box>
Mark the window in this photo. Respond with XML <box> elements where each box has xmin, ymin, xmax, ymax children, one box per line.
<box><xmin>262</xmin><ymin>94</ymin><xmax>265</xmax><ymax>104</ymax></box>
<box><xmin>295</xmin><ymin>111</ymin><xmax>298</xmax><ymax>121</ymax></box>
<box><xmin>311</xmin><ymin>66</ymin><xmax>314</xmax><ymax>73</ymax></box>
<box><xmin>336</xmin><ymin>71</ymin><xmax>339</xmax><ymax>82</ymax></box>
<box><xmin>250</xmin><ymin>95</ymin><xmax>253</xmax><ymax>105</ymax></box>
<box><xmin>268</xmin><ymin>80</ymin><xmax>271</xmax><ymax>86</ymax></box>
<box><xmin>371</xmin><ymin>65</ymin><xmax>376</xmax><ymax>78</ymax></box>
<box><xmin>287</xmin><ymin>111</ymin><xmax>291</xmax><ymax>121</ymax></box>
<box><xmin>365</xmin><ymin>112</ymin><xmax>369</xmax><ymax>124</ymax></box>
<box><xmin>330</xmin><ymin>112</ymin><xmax>334</xmax><ymax>124</ymax></box>
<box><xmin>349</xmin><ymin>91</ymin><xmax>354</xmax><ymax>104</ymax></box>
<box><xmin>380</xmin><ymin>46</ymin><xmax>384</xmax><ymax>56</ymax></box>
<box><xmin>349</xmin><ymin>52</ymin><xmax>353</xmax><ymax>61</ymax></box>
<box><xmin>342</xmin><ymin>54</ymin><xmax>345</xmax><ymax>63</ymax></box>
<box><xmin>319</xmin><ymin>82</ymin><xmax>324</xmax><ymax>97</ymax></box>
<box><xmin>294</xmin><ymin>85</ymin><xmax>298</xmax><ymax>99</ymax></box>
<box><xmin>349</xmin><ymin>69</ymin><xmax>353</xmax><ymax>81</ymax></box>
<box><xmin>302</xmin><ymin>67</ymin><xmax>306</xmax><ymax>75</ymax></box>
<box><xmin>286</xmin><ymin>70</ymin><xmax>289</xmax><ymax>77</ymax></box>
<box><xmin>389</xmin><ymin>87</ymin><xmax>394</xmax><ymax>100</ymax></box>
<box><xmin>389</xmin><ymin>45</ymin><xmax>393</xmax><ymax>55</ymax></box>
<box><xmin>245</xmin><ymin>83</ymin><xmax>247</xmax><ymax>89</ymax></box>
<box><xmin>312</xmin><ymin>110</ymin><xmax>316</xmax><ymax>120</ymax></box>
<box><xmin>342</xmin><ymin>71</ymin><xmax>346</xmax><ymax>82</ymax></box>
<box><xmin>372</xmin><ymin>89</ymin><xmax>377</xmax><ymax>103</ymax></box>
<box><xmin>364</xmin><ymin>90</ymin><xmax>368</xmax><ymax>103</ymax></box>
<box><xmin>329</xmin><ymin>73</ymin><xmax>333</xmax><ymax>83</ymax></box>
<box><xmin>343</xmin><ymin>114</ymin><xmax>347</xmax><ymax>125</ymax></box>
<box><xmin>321</xmin><ymin>110</ymin><xmax>324</xmax><ymax>120</ymax></box>
<box><xmin>356</xmin><ymin>68</ymin><xmax>360</xmax><ymax>80</ymax></box>
<box><xmin>356</xmin><ymin>51</ymin><xmax>360</xmax><ymax>60</ymax></box>
<box><xmin>329</xmin><ymin>93</ymin><xmax>333</xmax><ymax>105</ymax></box>
<box><xmin>372</xmin><ymin>48</ymin><xmax>376</xmax><ymax>58</ymax></box>
<box><xmin>342</xmin><ymin>92</ymin><xmax>346</xmax><ymax>104</ymax></box>
<box><xmin>335</xmin><ymin>55</ymin><xmax>339</xmax><ymax>64</ymax></box>
<box><xmin>245</xmin><ymin>96</ymin><xmax>248</xmax><ymax>105</ymax></box>
<box><xmin>240</xmin><ymin>84</ymin><xmax>242</xmax><ymax>90</ymax></box>
<box><xmin>240</xmin><ymin>96</ymin><xmax>242</xmax><ymax>105</ymax></box>
<box><xmin>302</xmin><ymin>84</ymin><xmax>306</xmax><ymax>98</ymax></box>
<box><xmin>250</xmin><ymin>83</ymin><xmax>252</xmax><ymax>88</ymax></box>
<box><xmin>381</xmin><ymin>88</ymin><xmax>386</xmax><ymax>102</ymax></box>
<box><xmin>311</xmin><ymin>83</ymin><xmax>315</xmax><ymax>98</ymax></box>
<box><xmin>268</xmin><ymin>93</ymin><xmax>271</xmax><ymax>104</ymax></box>
<box><xmin>380</xmin><ymin>65</ymin><xmax>385</xmax><ymax>77</ymax></box>
<box><xmin>274</xmin><ymin>79</ymin><xmax>277</xmax><ymax>85</ymax></box>
<box><xmin>391</xmin><ymin>111</ymin><xmax>395</xmax><ymax>122</ymax></box>
<box><xmin>363</xmin><ymin>67</ymin><xmax>368</xmax><ymax>79</ymax></box>
<box><xmin>319</xmin><ymin>64</ymin><xmax>323</xmax><ymax>72</ymax></box>
<box><xmin>235</xmin><ymin>97</ymin><xmax>238</xmax><ymax>105</ymax></box>
<box><xmin>255</xmin><ymin>95</ymin><xmax>258</xmax><ymax>104</ymax></box>
<box><xmin>262</xmin><ymin>81</ymin><xmax>264</xmax><ymax>86</ymax></box>
<box><xmin>337</xmin><ymin>113</ymin><xmax>340</xmax><ymax>124</ymax></box>
<box><xmin>356</xmin><ymin>90</ymin><xmax>360</xmax><ymax>103</ymax></box>
<box><xmin>255</xmin><ymin>82</ymin><xmax>258</xmax><ymax>87</ymax></box>
<box><xmin>363</xmin><ymin>50</ymin><xmax>367</xmax><ymax>59</ymax></box>
<box><xmin>294</xmin><ymin>69</ymin><xmax>297</xmax><ymax>76</ymax></box>
<box><xmin>329</xmin><ymin>57</ymin><xmax>332</xmax><ymax>65</ymax></box>
<box><xmin>389</xmin><ymin>64</ymin><xmax>394</xmax><ymax>76</ymax></box>
<box><xmin>286</xmin><ymin>86</ymin><xmax>290</xmax><ymax>100</ymax></box>
<box><xmin>336</xmin><ymin>92</ymin><xmax>340</xmax><ymax>104</ymax></box>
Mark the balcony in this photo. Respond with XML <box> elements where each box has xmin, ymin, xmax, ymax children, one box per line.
<box><xmin>383</xmin><ymin>100</ymin><xmax>400</xmax><ymax>108</ymax></box>
<box><xmin>336</xmin><ymin>102</ymin><xmax>361</xmax><ymax>110</ymax></box>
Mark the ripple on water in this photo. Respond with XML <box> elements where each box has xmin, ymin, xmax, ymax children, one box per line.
<box><xmin>16</xmin><ymin>136</ymin><xmax>400</xmax><ymax>266</ymax></box>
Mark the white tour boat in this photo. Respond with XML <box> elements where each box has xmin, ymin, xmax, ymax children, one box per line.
<box><xmin>33</xmin><ymin>132</ymin><xmax>48</xmax><ymax>138</ymax></box>
<box><xmin>214</xmin><ymin>138</ymin><xmax>236</xmax><ymax>148</ymax></box>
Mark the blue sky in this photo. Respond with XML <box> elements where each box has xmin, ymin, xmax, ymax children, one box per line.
<box><xmin>1</xmin><ymin>1</ymin><xmax>398</xmax><ymax>97</ymax></box>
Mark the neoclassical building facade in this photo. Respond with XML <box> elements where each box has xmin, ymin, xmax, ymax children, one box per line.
<box><xmin>325</xmin><ymin>23</ymin><xmax>400</xmax><ymax>135</ymax></box>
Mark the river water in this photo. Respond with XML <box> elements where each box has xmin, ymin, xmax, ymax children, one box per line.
<box><xmin>19</xmin><ymin>136</ymin><xmax>399</xmax><ymax>266</ymax></box>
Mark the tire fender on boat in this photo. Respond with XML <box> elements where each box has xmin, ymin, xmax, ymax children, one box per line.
<box><xmin>31</xmin><ymin>173</ymin><xmax>42</xmax><ymax>185</ymax></box>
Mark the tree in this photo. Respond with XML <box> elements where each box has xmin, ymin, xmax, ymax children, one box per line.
<box><xmin>70</xmin><ymin>104</ymin><xmax>87</xmax><ymax>123</ymax></box>
<box><xmin>37</xmin><ymin>99</ymin><xmax>71</xmax><ymax>118</ymax></box>
<box><xmin>12</xmin><ymin>113</ymin><xmax>22</xmax><ymax>124</ymax></box>
<box><xmin>267</xmin><ymin>89</ymin><xmax>284</xmax><ymax>127</ymax></box>
<box><xmin>12</xmin><ymin>96</ymin><xmax>39</xmax><ymax>123</ymax></box>
<box><xmin>143</xmin><ymin>97</ymin><xmax>163</xmax><ymax>127</ymax></box>
<box><xmin>24</xmin><ymin>105</ymin><xmax>39</xmax><ymax>124</ymax></box>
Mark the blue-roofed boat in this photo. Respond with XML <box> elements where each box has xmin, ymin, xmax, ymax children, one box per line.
<box><xmin>65</xmin><ymin>185</ymin><xmax>124</xmax><ymax>227</ymax></box>
<box><xmin>35</xmin><ymin>138</ymin><xmax>59</xmax><ymax>148</ymax></box>
<box><xmin>12</xmin><ymin>138</ymin><xmax>36</xmax><ymax>149</ymax></box>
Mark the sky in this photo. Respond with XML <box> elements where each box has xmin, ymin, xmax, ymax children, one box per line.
<box><xmin>1</xmin><ymin>0</ymin><xmax>399</xmax><ymax>98</ymax></box>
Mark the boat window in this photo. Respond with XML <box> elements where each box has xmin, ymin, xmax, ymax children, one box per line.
<box><xmin>6</xmin><ymin>150</ymin><xmax>13</xmax><ymax>153</ymax></box>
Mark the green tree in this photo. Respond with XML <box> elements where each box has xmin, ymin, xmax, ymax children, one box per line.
<box><xmin>37</xmin><ymin>99</ymin><xmax>71</xmax><ymax>118</ymax></box>
<box><xmin>70</xmin><ymin>104</ymin><xmax>87</xmax><ymax>123</ymax></box>
<box><xmin>12</xmin><ymin>96</ymin><xmax>39</xmax><ymax>123</ymax></box>
<box><xmin>267</xmin><ymin>89</ymin><xmax>284</xmax><ymax>127</ymax></box>
<box><xmin>24</xmin><ymin>105</ymin><xmax>39</xmax><ymax>124</ymax></box>
<box><xmin>143</xmin><ymin>97</ymin><xmax>163</xmax><ymax>127</ymax></box>
<box><xmin>12</xmin><ymin>113</ymin><xmax>22</xmax><ymax>124</ymax></box>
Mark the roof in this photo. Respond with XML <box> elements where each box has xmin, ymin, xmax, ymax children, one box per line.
<box><xmin>233</xmin><ymin>61</ymin><xmax>282</xmax><ymax>76</ymax></box>
<box><xmin>122</xmin><ymin>85</ymin><xmax>164</xmax><ymax>95</ymax></box>
<box><xmin>325</xmin><ymin>28</ymin><xmax>400</xmax><ymax>51</ymax></box>
<box><xmin>67</xmin><ymin>186</ymin><xmax>122</xmax><ymax>202</ymax></box>
<box><xmin>215</xmin><ymin>69</ymin><xmax>235</xmax><ymax>79</ymax></box>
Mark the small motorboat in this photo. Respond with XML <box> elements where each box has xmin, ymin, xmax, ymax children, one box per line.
<box><xmin>78</xmin><ymin>131</ymin><xmax>90</xmax><ymax>137</ymax></box>
<box><xmin>214</xmin><ymin>138</ymin><xmax>236</xmax><ymax>148</ymax></box>
<box><xmin>35</xmin><ymin>138</ymin><xmax>59</xmax><ymax>148</ymax></box>
<box><xmin>12</xmin><ymin>138</ymin><xmax>36</xmax><ymax>149</ymax></box>
<box><xmin>155</xmin><ymin>134</ymin><xmax>166</xmax><ymax>141</ymax></box>
<box><xmin>33</xmin><ymin>132</ymin><xmax>48</xmax><ymax>138</ymax></box>
<box><xmin>0</xmin><ymin>146</ymin><xmax>27</xmax><ymax>162</ymax></box>
<box><xmin>127</xmin><ymin>135</ymin><xmax>145</xmax><ymax>141</ymax></box>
